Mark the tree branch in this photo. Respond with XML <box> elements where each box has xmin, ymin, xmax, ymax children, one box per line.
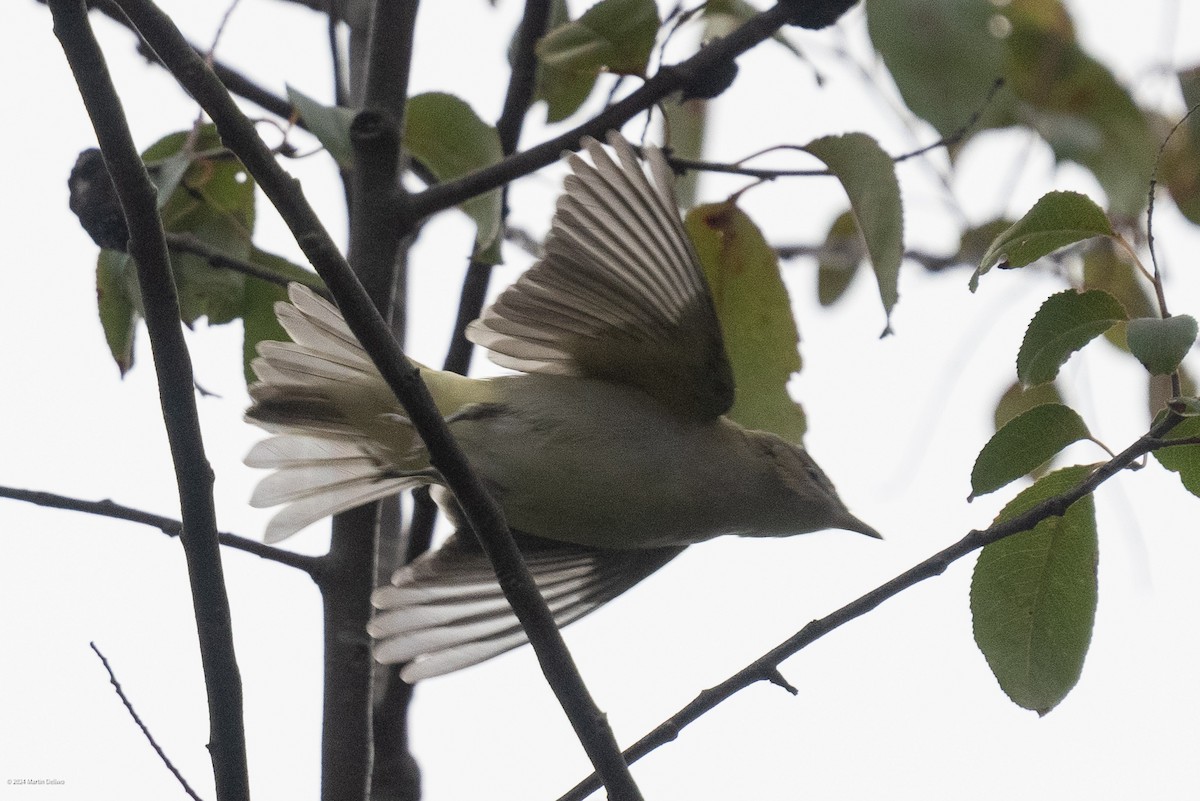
<box><xmin>440</xmin><ymin>0</ymin><xmax>552</xmax><ymax>377</ymax></box>
<box><xmin>48</xmin><ymin>3</ymin><xmax>249</xmax><ymax>799</ymax></box>
<box><xmin>106</xmin><ymin>0</ymin><xmax>642</xmax><ymax>796</ymax></box>
<box><xmin>408</xmin><ymin>1</ymin><xmax>801</xmax><ymax>221</ymax></box>
<box><xmin>317</xmin><ymin>3</ymin><xmax>421</xmax><ymax>795</ymax></box>
<box><xmin>164</xmin><ymin>233</ymin><xmax>331</xmax><ymax>297</ymax></box>
<box><xmin>775</xmin><ymin>241</ymin><xmax>964</xmax><ymax>273</ymax></box>
<box><xmin>90</xmin><ymin>642</ymin><xmax>206</xmax><ymax>801</ymax></box>
<box><xmin>557</xmin><ymin>412</ymin><xmax>1184</xmax><ymax>801</ymax></box>
<box><xmin>0</xmin><ymin>486</ymin><xmax>320</xmax><ymax>573</ymax></box>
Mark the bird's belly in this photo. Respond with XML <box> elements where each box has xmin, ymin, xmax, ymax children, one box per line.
<box><xmin>450</xmin><ymin>377</ymin><xmax>747</xmax><ymax>549</ymax></box>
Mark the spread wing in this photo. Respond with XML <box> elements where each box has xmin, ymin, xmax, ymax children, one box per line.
<box><xmin>369</xmin><ymin>532</ymin><xmax>683</xmax><ymax>681</ymax></box>
<box><xmin>466</xmin><ymin>132</ymin><xmax>734</xmax><ymax>419</ymax></box>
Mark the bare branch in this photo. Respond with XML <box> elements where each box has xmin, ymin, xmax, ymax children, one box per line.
<box><xmin>90</xmin><ymin>642</ymin><xmax>206</xmax><ymax>801</ymax></box>
<box><xmin>316</xmin><ymin>5</ymin><xmax>422</xmax><ymax>797</ymax></box>
<box><xmin>0</xmin><ymin>486</ymin><xmax>320</xmax><ymax>573</ymax></box>
<box><xmin>775</xmin><ymin>241</ymin><xmax>963</xmax><ymax>273</ymax></box>
<box><xmin>163</xmin><ymin>233</ymin><xmax>331</xmax><ymax>297</ymax></box>
<box><xmin>409</xmin><ymin>2</ymin><xmax>801</xmax><ymax>221</ymax></box>
<box><xmin>664</xmin><ymin>77</ymin><xmax>1008</xmax><ymax>181</ymax></box>
<box><xmin>48</xmin><ymin>3</ymin><xmax>249</xmax><ymax>799</ymax></box>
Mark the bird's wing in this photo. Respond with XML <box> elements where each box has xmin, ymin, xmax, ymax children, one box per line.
<box><xmin>369</xmin><ymin>532</ymin><xmax>684</xmax><ymax>681</ymax></box>
<box><xmin>467</xmin><ymin>132</ymin><xmax>734</xmax><ymax>419</ymax></box>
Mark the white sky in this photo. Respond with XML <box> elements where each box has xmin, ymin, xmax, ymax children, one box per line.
<box><xmin>3</xmin><ymin>1</ymin><xmax>1200</xmax><ymax>800</ymax></box>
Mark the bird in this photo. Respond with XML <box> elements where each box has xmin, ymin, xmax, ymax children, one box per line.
<box><xmin>244</xmin><ymin>132</ymin><xmax>879</xmax><ymax>681</ymax></box>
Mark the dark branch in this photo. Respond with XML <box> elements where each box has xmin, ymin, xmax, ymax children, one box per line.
<box><xmin>775</xmin><ymin>241</ymin><xmax>963</xmax><ymax>273</ymax></box>
<box><xmin>316</xmin><ymin>5</ymin><xmax>420</xmax><ymax>795</ymax></box>
<box><xmin>0</xmin><ymin>486</ymin><xmax>320</xmax><ymax>573</ymax></box>
<box><xmin>664</xmin><ymin>78</ymin><xmax>1007</xmax><ymax>181</ymax></box>
<box><xmin>409</xmin><ymin>1</ymin><xmax>800</xmax><ymax>221</ymax></box>
<box><xmin>408</xmin><ymin>0</ymin><xmax>555</xmax><ymax>659</ymax></box>
<box><xmin>107</xmin><ymin>1</ymin><xmax>641</xmax><ymax>796</ymax></box>
<box><xmin>442</xmin><ymin>0</ymin><xmax>552</xmax><ymax>376</ymax></box>
<box><xmin>49</xmin><ymin>3</ymin><xmax>249</xmax><ymax>799</ymax></box>
<box><xmin>164</xmin><ymin>233</ymin><xmax>331</xmax><ymax>297</ymax></box>
<box><xmin>557</xmin><ymin>411</ymin><xmax>1185</xmax><ymax>801</ymax></box>
<box><xmin>90</xmin><ymin>642</ymin><xmax>206</xmax><ymax>801</ymax></box>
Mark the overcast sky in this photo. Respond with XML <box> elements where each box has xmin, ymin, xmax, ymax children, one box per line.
<box><xmin>3</xmin><ymin>1</ymin><xmax>1199</xmax><ymax>799</ymax></box>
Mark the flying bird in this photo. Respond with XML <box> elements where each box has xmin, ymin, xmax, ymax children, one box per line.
<box><xmin>245</xmin><ymin>133</ymin><xmax>879</xmax><ymax>681</ymax></box>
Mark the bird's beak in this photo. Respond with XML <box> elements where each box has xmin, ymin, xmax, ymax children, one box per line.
<box><xmin>835</xmin><ymin>510</ymin><xmax>883</xmax><ymax>540</ymax></box>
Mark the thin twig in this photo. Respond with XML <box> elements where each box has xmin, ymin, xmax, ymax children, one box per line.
<box><xmin>775</xmin><ymin>242</ymin><xmax>961</xmax><ymax>273</ymax></box>
<box><xmin>409</xmin><ymin>1</ymin><xmax>805</xmax><ymax>221</ymax></box>
<box><xmin>0</xmin><ymin>486</ymin><xmax>320</xmax><ymax>574</ymax></box>
<box><xmin>558</xmin><ymin>412</ymin><xmax>1184</xmax><ymax>801</ymax></box>
<box><xmin>1144</xmin><ymin>99</ymin><xmax>1200</xmax><ymax>399</ymax></box>
<box><xmin>164</xmin><ymin>233</ymin><xmax>330</xmax><ymax>298</ymax></box>
<box><xmin>442</xmin><ymin>0</ymin><xmax>552</xmax><ymax>377</ymax></box>
<box><xmin>90</xmin><ymin>642</ymin><xmax>206</xmax><ymax>801</ymax></box>
<box><xmin>666</xmin><ymin>78</ymin><xmax>1007</xmax><ymax>181</ymax></box>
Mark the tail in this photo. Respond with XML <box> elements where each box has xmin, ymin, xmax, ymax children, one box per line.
<box><xmin>245</xmin><ymin>284</ymin><xmax>470</xmax><ymax>543</ymax></box>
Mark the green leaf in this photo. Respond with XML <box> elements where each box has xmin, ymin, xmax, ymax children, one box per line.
<box><xmin>1081</xmin><ymin>239</ymin><xmax>1157</xmax><ymax>352</ymax></box>
<box><xmin>91</xmin><ymin>125</ymin><xmax>283</xmax><ymax>377</ymax></box>
<box><xmin>535</xmin><ymin>0</ymin><xmax>659</xmax><ymax>121</ymax></box>
<box><xmin>151</xmin><ymin>127</ymin><xmax>256</xmax><ymax>327</ymax></box>
<box><xmin>702</xmin><ymin>0</ymin><xmax>802</xmax><ymax>58</ymax></box>
<box><xmin>802</xmin><ymin>133</ymin><xmax>902</xmax><ymax>332</ymax></box>
<box><xmin>537</xmin><ymin>0</ymin><xmax>658</xmax><ymax>75</ymax></box>
<box><xmin>816</xmin><ymin>210</ymin><xmax>864</xmax><ymax>306</ymax></box>
<box><xmin>404</xmin><ymin>93</ymin><xmax>504</xmax><ymax>262</ymax></box>
<box><xmin>956</xmin><ymin>218</ymin><xmax>1016</xmax><ymax>268</ymax></box>
<box><xmin>685</xmin><ymin>201</ymin><xmax>805</xmax><ymax>442</ymax></box>
<box><xmin>970</xmin><ymin>403</ymin><xmax>1091</xmax><ymax>500</ymax></box>
<box><xmin>971</xmin><ymin>464</ymin><xmax>1098</xmax><ymax>715</ymax></box>
<box><xmin>1157</xmin><ymin>103</ymin><xmax>1200</xmax><ymax>227</ymax></box>
<box><xmin>1126</xmin><ymin>316</ymin><xmax>1197</xmax><ymax>376</ymax></box>
<box><xmin>96</xmin><ymin>249</ymin><xmax>139</xmax><ymax>376</ymax></box>
<box><xmin>1179</xmin><ymin>67</ymin><xmax>1200</xmax><ymax>144</ymax></box>
<box><xmin>1152</xmin><ymin>413</ymin><xmax>1200</xmax><ymax>498</ymax></box>
<box><xmin>865</xmin><ymin>0</ymin><xmax>1016</xmax><ymax>148</ymax></box>
<box><xmin>869</xmin><ymin>0</ymin><xmax>1155</xmax><ymax>215</ymax></box>
<box><xmin>1017</xmin><ymin>289</ymin><xmax>1127</xmax><ymax>386</ymax></box>
<box><xmin>1003</xmin><ymin>1</ymin><xmax>1156</xmax><ymax>217</ymax></box>
<box><xmin>241</xmin><ymin>278</ymin><xmax>290</xmax><ymax>384</ymax></box>
<box><xmin>994</xmin><ymin>380</ymin><xmax>1064</xmax><ymax>430</ymax></box>
<box><xmin>287</xmin><ymin>86</ymin><xmax>356</xmax><ymax>169</ymax></box>
<box><xmin>972</xmin><ymin>191</ymin><xmax>1113</xmax><ymax>291</ymax></box>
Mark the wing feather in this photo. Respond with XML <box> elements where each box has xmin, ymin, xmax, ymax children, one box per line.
<box><xmin>466</xmin><ymin>133</ymin><xmax>734</xmax><ymax>418</ymax></box>
<box><xmin>370</xmin><ymin>534</ymin><xmax>683</xmax><ymax>680</ymax></box>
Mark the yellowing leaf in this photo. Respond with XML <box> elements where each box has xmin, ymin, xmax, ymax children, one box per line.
<box><xmin>685</xmin><ymin>201</ymin><xmax>805</xmax><ymax>442</ymax></box>
<box><xmin>816</xmin><ymin>211</ymin><xmax>864</xmax><ymax>307</ymax></box>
